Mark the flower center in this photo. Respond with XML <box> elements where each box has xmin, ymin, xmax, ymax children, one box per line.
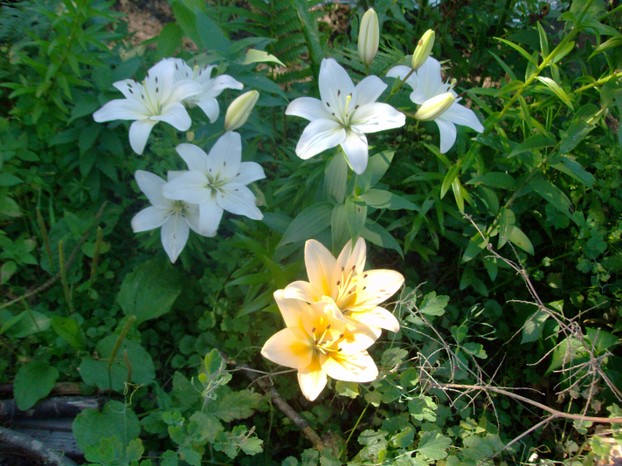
<box><xmin>335</xmin><ymin>266</ymin><xmax>368</xmax><ymax>313</ymax></box>
<box><xmin>171</xmin><ymin>200</ymin><xmax>190</xmax><ymax>216</ymax></box>
<box><xmin>311</xmin><ymin>324</ymin><xmax>345</xmax><ymax>356</ymax></box>
<box><xmin>325</xmin><ymin>88</ymin><xmax>360</xmax><ymax>128</ymax></box>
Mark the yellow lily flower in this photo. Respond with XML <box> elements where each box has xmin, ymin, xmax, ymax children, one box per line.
<box><xmin>261</xmin><ymin>291</ymin><xmax>379</xmax><ymax>401</ymax></box>
<box><xmin>283</xmin><ymin>238</ymin><xmax>404</xmax><ymax>336</ymax></box>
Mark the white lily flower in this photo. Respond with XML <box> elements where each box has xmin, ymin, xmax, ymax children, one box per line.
<box><xmin>131</xmin><ymin>170</ymin><xmax>201</xmax><ymax>263</ymax></box>
<box><xmin>387</xmin><ymin>57</ymin><xmax>484</xmax><ymax>153</ymax></box>
<box><xmin>162</xmin><ymin>131</ymin><xmax>265</xmax><ymax>237</ymax></box>
<box><xmin>93</xmin><ymin>59</ymin><xmax>202</xmax><ymax>155</ymax></box>
<box><xmin>171</xmin><ymin>58</ymin><xmax>244</xmax><ymax>123</ymax></box>
<box><xmin>286</xmin><ymin>58</ymin><xmax>405</xmax><ymax>174</ymax></box>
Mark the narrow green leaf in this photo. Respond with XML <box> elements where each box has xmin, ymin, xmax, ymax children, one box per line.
<box><xmin>359</xmin><ymin>189</ymin><xmax>418</xmax><ymax>210</ymax></box>
<box><xmin>537</xmin><ymin>22</ymin><xmax>549</xmax><ymax>56</ymax></box>
<box><xmin>466</xmin><ymin>172</ymin><xmax>516</xmax><ymax>190</ymax></box>
<box><xmin>552</xmin><ymin>40</ymin><xmax>575</xmax><ymax>63</ymax></box>
<box><xmin>440</xmin><ymin>164</ymin><xmax>460</xmax><ymax>199</ymax></box>
<box><xmin>535</xmin><ymin>76</ymin><xmax>574</xmax><ymax>109</ymax></box>
<box><xmin>521</xmin><ymin>309</ymin><xmax>551</xmax><ymax>344</ymax></box>
<box><xmin>495</xmin><ymin>37</ymin><xmax>538</xmax><ymax>65</ymax></box>
<box><xmin>243</xmin><ymin>49</ymin><xmax>285</xmax><ymax>66</ymax></box>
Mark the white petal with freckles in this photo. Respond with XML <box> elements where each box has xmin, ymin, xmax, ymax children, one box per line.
<box><xmin>128</xmin><ymin>119</ymin><xmax>157</xmax><ymax>155</ymax></box>
<box><xmin>161</xmin><ymin>214</ymin><xmax>190</xmax><ymax>263</ymax></box>
<box><xmin>131</xmin><ymin>206</ymin><xmax>169</xmax><ymax>232</ymax></box>
<box><xmin>322</xmin><ymin>351</ymin><xmax>378</xmax><ymax>383</ymax></box>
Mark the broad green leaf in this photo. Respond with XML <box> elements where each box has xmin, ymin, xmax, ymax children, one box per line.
<box><xmin>14</xmin><ymin>360</ymin><xmax>59</xmax><ymax>410</ymax></box>
<box><xmin>279</xmin><ymin>202</ymin><xmax>332</xmax><ymax>246</ymax></box>
<box><xmin>551</xmin><ymin>40</ymin><xmax>575</xmax><ymax>63</ymax></box>
<box><xmin>521</xmin><ymin>309</ymin><xmax>551</xmax><ymax>344</ymax></box>
<box><xmin>331</xmin><ymin>203</ymin><xmax>349</xmax><ymax>253</ymax></box>
<box><xmin>419</xmin><ymin>292</ymin><xmax>449</xmax><ymax>316</ymax></box>
<box><xmin>0</xmin><ymin>310</ymin><xmax>51</xmax><ymax>338</ymax></box>
<box><xmin>52</xmin><ymin>316</ymin><xmax>86</xmax><ymax>349</ymax></box>
<box><xmin>528</xmin><ymin>177</ymin><xmax>575</xmax><ymax>220</ymax></box>
<box><xmin>391</xmin><ymin>426</ymin><xmax>415</xmax><ymax>449</ymax></box>
<box><xmin>498</xmin><ymin>207</ymin><xmax>516</xmax><ymax>249</ymax></box>
<box><xmin>242</xmin><ymin>48</ymin><xmax>285</xmax><ymax>66</ymax></box>
<box><xmin>360</xmin><ymin>189</ymin><xmax>418</xmax><ymax>210</ymax></box>
<box><xmin>362</xmin><ymin>221</ymin><xmax>403</xmax><ymax>257</ymax></box>
<box><xmin>79</xmin><ymin>335</ymin><xmax>155</xmax><ymax>391</ymax></box>
<box><xmin>210</xmin><ymin>390</ymin><xmax>262</xmax><ymax>422</ymax></box>
<box><xmin>508</xmin><ymin>134</ymin><xmax>556</xmax><ymax>158</ymax></box>
<box><xmin>536</xmin><ymin>76</ymin><xmax>574</xmax><ymax>109</ymax></box>
<box><xmin>560</xmin><ymin>119</ymin><xmax>596</xmax><ymax>153</ymax></box>
<box><xmin>324</xmin><ymin>152</ymin><xmax>348</xmax><ymax>204</ymax></box>
<box><xmin>466</xmin><ymin>172</ymin><xmax>516</xmax><ymax>190</ymax></box>
<box><xmin>117</xmin><ymin>259</ymin><xmax>183</xmax><ymax>325</ymax></box>
<box><xmin>551</xmin><ymin>156</ymin><xmax>595</xmax><ymax>187</ymax></box>
<box><xmin>417</xmin><ymin>431</ymin><xmax>451</xmax><ymax>460</ymax></box>
<box><xmin>461</xmin><ymin>233</ymin><xmax>488</xmax><ymax>263</ymax></box>
<box><xmin>508</xmin><ymin>226</ymin><xmax>534</xmax><ymax>255</ymax></box>
<box><xmin>73</xmin><ymin>400</ymin><xmax>140</xmax><ymax>455</ymax></box>
<box><xmin>355</xmin><ymin>151</ymin><xmax>394</xmax><ymax>192</ymax></box>
<box><xmin>345</xmin><ymin>198</ymin><xmax>367</xmax><ymax>241</ymax></box>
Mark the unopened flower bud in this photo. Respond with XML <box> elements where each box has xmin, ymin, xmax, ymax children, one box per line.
<box><xmin>358</xmin><ymin>8</ymin><xmax>379</xmax><ymax>66</ymax></box>
<box><xmin>414</xmin><ymin>92</ymin><xmax>455</xmax><ymax>121</ymax></box>
<box><xmin>411</xmin><ymin>29</ymin><xmax>435</xmax><ymax>71</ymax></box>
<box><xmin>224</xmin><ymin>90</ymin><xmax>259</xmax><ymax>131</ymax></box>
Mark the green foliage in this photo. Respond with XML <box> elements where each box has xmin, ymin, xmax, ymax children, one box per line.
<box><xmin>1</xmin><ymin>0</ymin><xmax>621</xmax><ymax>464</ymax></box>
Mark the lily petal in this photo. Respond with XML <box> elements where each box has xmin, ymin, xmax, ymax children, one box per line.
<box><xmin>441</xmin><ymin>102</ymin><xmax>484</xmax><ymax>133</ymax></box>
<box><xmin>352</xmin><ymin>103</ymin><xmax>406</xmax><ymax>133</ymax></box>
<box><xmin>304</xmin><ymin>240</ymin><xmax>338</xmax><ymax>298</ymax></box>
<box><xmin>274</xmin><ymin>289</ymin><xmax>311</xmax><ymax>329</ymax></box>
<box><xmin>131</xmin><ymin>206</ymin><xmax>169</xmax><ymax>232</ymax></box>
<box><xmin>354</xmin><ymin>75</ymin><xmax>387</xmax><ymax>106</ymax></box>
<box><xmin>162</xmin><ymin>171</ymin><xmax>210</xmax><ymax>204</ymax></box>
<box><xmin>235</xmin><ymin>162</ymin><xmax>265</xmax><ymax>185</ymax></box>
<box><xmin>160</xmin><ymin>214</ymin><xmax>190</xmax><ymax>263</ymax></box>
<box><xmin>295</xmin><ymin>119</ymin><xmax>345</xmax><ymax>160</ymax></box>
<box><xmin>336</xmin><ymin>238</ymin><xmax>366</xmax><ymax>276</ymax></box>
<box><xmin>152</xmin><ymin>102</ymin><xmax>192</xmax><ymax>131</ymax></box>
<box><xmin>355</xmin><ymin>269</ymin><xmax>405</xmax><ymax>308</ymax></box>
<box><xmin>261</xmin><ymin>327</ymin><xmax>313</xmax><ymax>370</ymax></box>
<box><xmin>319</xmin><ymin>58</ymin><xmax>355</xmax><ymax>110</ymax></box>
<box><xmin>286</xmin><ymin>97</ymin><xmax>331</xmax><ymax>121</ymax></box>
<box><xmin>198</xmin><ymin>200</ymin><xmax>223</xmax><ymax>237</ymax></box>
<box><xmin>322</xmin><ymin>351</ymin><xmax>378</xmax><ymax>383</ymax></box>
<box><xmin>217</xmin><ymin>183</ymin><xmax>263</xmax><ymax>220</ymax></box>
<box><xmin>297</xmin><ymin>363</ymin><xmax>328</xmax><ymax>401</ymax></box>
<box><xmin>93</xmin><ymin>98</ymin><xmax>146</xmax><ymax>122</ymax></box>
<box><xmin>176</xmin><ymin>143</ymin><xmax>209</xmax><ymax>172</ymax></box>
<box><xmin>196</xmin><ymin>98</ymin><xmax>219</xmax><ymax>123</ymax></box>
<box><xmin>435</xmin><ymin>117</ymin><xmax>458</xmax><ymax>154</ymax></box>
<box><xmin>282</xmin><ymin>280</ymin><xmax>321</xmax><ymax>303</ymax></box>
<box><xmin>340</xmin><ymin>131</ymin><xmax>369</xmax><ymax>175</ymax></box>
<box><xmin>348</xmin><ymin>306</ymin><xmax>400</xmax><ymax>333</ymax></box>
<box><xmin>207</xmin><ymin>131</ymin><xmax>242</xmax><ymax>180</ymax></box>
<box><xmin>135</xmin><ymin>170</ymin><xmax>168</xmax><ymax>208</ymax></box>
<box><xmin>128</xmin><ymin>119</ymin><xmax>157</xmax><ymax>155</ymax></box>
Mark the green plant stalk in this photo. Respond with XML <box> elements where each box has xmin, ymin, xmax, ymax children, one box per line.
<box><xmin>107</xmin><ymin>316</ymin><xmax>137</xmax><ymax>392</ymax></box>
<box><xmin>36</xmin><ymin>208</ymin><xmax>54</xmax><ymax>272</ymax></box>
<box><xmin>339</xmin><ymin>402</ymin><xmax>369</xmax><ymax>460</ymax></box>
<box><xmin>574</xmin><ymin>72</ymin><xmax>622</xmax><ymax>94</ymax></box>
<box><xmin>58</xmin><ymin>240</ymin><xmax>74</xmax><ymax>314</ymax></box>
<box><xmin>89</xmin><ymin>226</ymin><xmax>103</xmax><ymax>283</ymax></box>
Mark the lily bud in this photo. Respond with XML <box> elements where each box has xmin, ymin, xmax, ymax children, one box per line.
<box><xmin>414</xmin><ymin>92</ymin><xmax>455</xmax><ymax>121</ymax></box>
<box><xmin>411</xmin><ymin>29</ymin><xmax>435</xmax><ymax>71</ymax></box>
<box><xmin>358</xmin><ymin>8</ymin><xmax>379</xmax><ymax>66</ymax></box>
<box><xmin>224</xmin><ymin>90</ymin><xmax>259</xmax><ymax>131</ymax></box>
